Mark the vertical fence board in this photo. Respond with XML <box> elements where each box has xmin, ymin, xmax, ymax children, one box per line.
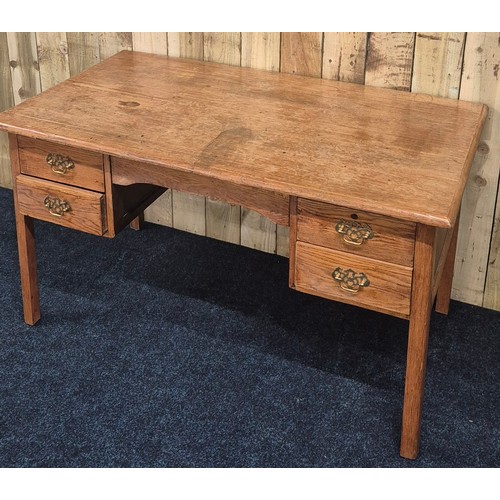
<box><xmin>98</xmin><ymin>32</ymin><xmax>133</xmax><ymax>60</ymax></box>
<box><xmin>168</xmin><ymin>32</ymin><xmax>204</xmax><ymax>60</ymax></box>
<box><xmin>203</xmin><ymin>32</ymin><xmax>242</xmax><ymax>244</ymax></box>
<box><xmin>204</xmin><ymin>32</ymin><xmax>241</xmax><ymax>67</ymax></box>
<box><xmin>280</xmin><ymin>32</ymin><xmax>322</xmax><ymax>77</ymax></box>
<box><xmin>0</xmin><ymin>34</ymin><xmax>14</xmax><ymax>110</ymax></box>
<box><xmin>132</xmin><ymin>33</ymin><xmax>172</xmax><ymax>228</ymax></box>
<box><xmin>241</xmin><ymin>32</ymin><xmax>280</xmax><ymax>71</ymax></box>
<box><xmin>322</xmin><ymin>32</ymin><xmax>367</xmax><ymax>84</ymax></box>
<box><xmin>365</xmin><ymin>32</ymin><xmax>415</xmax><ymax>90</ymax></box>
<box><xmin>455</xmin><ymin>33</ymin><xmax>500</xmax><ymax>306</ymax></box>
<box><xmin>0</xmin><ymin>32</ymin><xmax>14</xmax><ymax>187</ymax></box>
<box><xmin>67</xmin><ymin>32</ymin><xmax>100</xmax><ymax>76</ymax></box>
<box><xmin>167</xmin><ymin>32</ymin><xmax>207</xmax><ymax>236</ymax></box>
<box><xmin>412</xmin><ymin>32</ymin><xmax>465</xmax><ymax>98</ymax></box>
<box><xmin>7</xmin><ymin>32</ymin><xmax>42</xmax><ymax>105</ymax></box>
<box><xmin>36</xmin><ymin>32</ymin><xmax>70</xmax><ymax>91</ymax></box>
<box><xmin>132</xmin><ymin>32</ymin><xmax>168</xmax><ymax>56</ymax></box>
<box><xmin>482</xmin><ymin>35</ymin><xmax>500</xmax><ymax>310</ymax></box>
<box><xmin>276</xmin><ymin>225</ymin><xmax>290</xmax><ymax>258</ymax></box>
<box><xmin>240</xmin><ymin>32</ymin><xmax>279</xmax><ymax>253</ymax></box>
<box><xmin>484</xmin><ymin>194</ymin><xmax>500</xmax><ymax>309</ymax></box>
<box><xmin>141</xmin><ymin>192</ymin><xmax>173</xmax><ymax>228</ymax></box>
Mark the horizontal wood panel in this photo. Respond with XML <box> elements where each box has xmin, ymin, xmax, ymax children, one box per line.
<box><xmin>18</xmin><ymin>136</ymin><xmax>104</xmax><ymax>191</ymax></box>
<box><xmin>111</xmin><ymin>156</ymin><xmax>290</xmax><ymax>226</ymax></box>
<box><xmin>297</xmin><ymin>199</ymin><xmax>416</xmax><ymax>266</ymax></box>
<box><xmin>293</xmin><ymin>241</ymin><xmax>412</xmax><ymax>318</ymax></box>
<box><xmin>16</xmin><ymin>175</ymin><xmax>106</xmax><ymax>235</ymax></box>
<box><xmin>0</xmin><ymin>51</ymin><xmax>487</xmax><ymax>228</ymax></box>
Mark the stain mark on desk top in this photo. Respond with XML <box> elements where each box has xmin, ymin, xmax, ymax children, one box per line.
<box><xmin>195</xmin><ymin>127</ymin><xmax>255</xmax><ymax>168</ymax></box>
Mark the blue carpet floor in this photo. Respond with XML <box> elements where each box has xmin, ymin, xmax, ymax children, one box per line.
<box><xmin>0</xmin><ymin>187</ymin><xmax>499</xmax><ymax>467</ymax></box>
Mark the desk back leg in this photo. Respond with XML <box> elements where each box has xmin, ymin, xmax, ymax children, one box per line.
<box><xmin>129</xmin><ymin>212</ymin><xmax>144</xmax><ymax>231</ymax></box>
<box><xmin>9</xmin><ymin>134</ymin><xmax>40</xmax><ymax>325</ymax></box>
<box><xmin>400</xmin><ymin>223</ymin><xmax>434</xmax><ymax>459</ymax></box>
<box><xmin>435</xmin><ymin>218</ymin><xmax>459</xmax><ymax>315</ymax></box>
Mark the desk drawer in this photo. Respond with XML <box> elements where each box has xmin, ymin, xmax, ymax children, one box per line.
<box><xmin>16</xmin><ymin>175</ymin><xmax>107</xmax><ymax>236</ymax></box>
<box><xmin>18</xmin><ymin>136</ymin><xmax>104</xmax><ymax>191</ymax></box>
<box><xmin>294</xmin><ymin>241</ymin><xmax>412</xmax><ymax>318</ymax></box>
<box><xmin>297</xmin><ymin>199</ymin><xmax>415</xmax><ymax>267</ymax></box>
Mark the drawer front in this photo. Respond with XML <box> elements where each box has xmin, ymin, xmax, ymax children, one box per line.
<box><xmin>16</xmin><ymin>175</ymin><xmax>107</xmax><ymax>236</ymax></box>
<box><xmin>294</xmin><ymin>241</ymin><xmax>412</xmax><ymax>318</ymax></box>
<box><xmin>18</xmin><ymin>136</ymin><xmax>104</xmax><ymax>191</ymax></box>
<box><xmin>297</xmin><ymin>199</ymin><xmax>416</xmax><ymax>267</ymax></box>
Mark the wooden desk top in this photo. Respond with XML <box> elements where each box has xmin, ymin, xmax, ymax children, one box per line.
<box><xmin>0</xmin><ymin>51</ymin><xmax>487</xmax><ymax>228</ymax></box>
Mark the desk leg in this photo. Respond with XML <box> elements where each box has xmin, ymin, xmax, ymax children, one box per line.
<box><xmin>9</xmin><ymin>134</ymin><xmax>40</xmax><ymax>325</ymax></box>
<box><xmin>15</xmin><ymin>214</ymin><xmax>40</xmax><ymax>325</ymax></box>
<box><xmin>400</xmin><ymin>224</ymin><xmax>434</xmax><ymax>459</ymax></box>
<box><xmin>435</xmin><ymin>219</ymin><xmax>459</xmax><ymax>315</ymax></box>
<box><xmin>130</xmin><ymin>212</ymin><xmax>144</xmax><ymax>231</ymax></box>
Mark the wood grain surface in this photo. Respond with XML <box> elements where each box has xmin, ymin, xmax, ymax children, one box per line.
<box><xmin>0</xmin><ymin>51</ymin><xmax>486</xmax><ymax>229</ymax></box>
<box><xmin>297</xmin><ymin>199</ymin><xmax>416</xmax><ymax>267</ymax></box>
<box><xmin>412</xmin><ymin>33</ymin><xmax>465</xmax><ymax>99</ymax></box>
<box><xmin>280</xmin><ymin>33</ymin><xmax>322</xmax><ymax>77</ymax></box>
<box><xmin>16</xmin><ymin>175</ymin><xmax>106</xmax><ymax>236</ymax></box>
<box><xmin>400</xmin><ymin>224</ymin><xmax>435</xmax><ymax>459</ymax></box>
<box><xmin>36</xmin><ymin>32</ymin><xmax>70</xmax><ymax>91</ymax></box>
<box><xmin>294</xmin><ymin>241</ymin><xmax>412</xmax><ymax>318</ymax></box>
<box><xmin>132</xmin><ymin>33</ymin><xmax>168</xmax><ymax>56</ymax></box>
<box><xmin>98</xmin><ymin>33</ymin><xmax>132</xmax><ymax>60</ymax></box>
<box><xmin>67</xmin><ymin>33</ymin><xmax>100</xmax><ymax>76</ymax></box>
<box><xmin>103</xmin><ymin>155</ymin><xmax>116</xmax><ymax>238</ymax></box>
<box><xmin>322</xmin><ymin>32</ymin><xmax>367</xmax><ymax>84</ymax></box>
<box><xmin>365</xmin><ymin>32</ymin><xmax>415</xmax><ymax>91</ymax></box>
<box><xmin>435</xmin><ymin>220</ymin><xmax>460</xmax><ymax>314</ymax></box>
<box><xmin>6</xmin><ymin>33</ymin><xmax>41</xmax><ymax>105</ymax></box>
<box><xmin>9</xmin><ymin>134</ymin><xmax>40</xmax><ymax>325</ymax></box>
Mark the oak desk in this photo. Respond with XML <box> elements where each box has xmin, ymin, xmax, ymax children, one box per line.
<box><xmin>0</xmin><ymin>51</ymin><xmax>487</xmax><ymax>459</ymax></box>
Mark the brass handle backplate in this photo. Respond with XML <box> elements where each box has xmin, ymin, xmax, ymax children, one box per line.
<box><xmin>335</xmin><ymin>219</ymin><xmax>373</xmax><ymax>246</ymax></box>
<box><xmin>46</xmin><ymin>153</ymin><xmax>75</xmax><ymax>175</ymax></box>
<box><xmin>332</xmin><ymin>267</ymin><xmax>370</xmax><ymax>293</ymax></box>
<box><xmin>43</xmin><ymin>195</ymin><xmax>71</xmax><ymax>217</ymax></box>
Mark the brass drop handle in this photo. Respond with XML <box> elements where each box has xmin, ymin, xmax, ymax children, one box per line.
<box><xmin>332</xmin><ymin>267</ymin><xmax>370</xmax><ymax>294</ymax></box>
<box><xmin>335</xmin><ymin>219</ymin><xmax>373</xmax><ymax>246</ymax></box>
<box><xmin>46</xmin><ymin>153</ymin><xmax>75</xmax><ymax>175</ymax></box>
<box><xmin>43</xmin><ymin>195</ymin><xmax>71</xmax><ymax>217</ymax></box>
